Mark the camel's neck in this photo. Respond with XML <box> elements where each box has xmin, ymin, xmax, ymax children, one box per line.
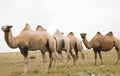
<box><xmin>82</xmin><ymin>37</ymin><xmax>92</xmax><ymax>49</ymax></box>
<box><xmin>4</xmin><ymin>30</ymin><xmax>18</xmax><ymax>48</ymax></box>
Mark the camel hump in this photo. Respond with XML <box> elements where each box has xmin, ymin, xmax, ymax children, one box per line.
<box><xmin>54</xmin><ymin>29</ymin><xmax>63</xmax><ymax>35</ymax></box>
<box><xmin>22</xmin><ymin>23</ymin><xmax>31</xmax><ymax>31</ymax></box>
<box><xmin>68</xmin><ymin>32</ymin><xmax>74</xmax><ymax>35</ymax></box>
<box><xmin>96</xmin><ymin>31</ymin><xmax>101</xmax><ymax>35</ymax></box>
<box><xmin>105</xmin><ymin>31</ymin><xmax>113</xmax><ymax>36</ymax></box>
<box><xmin>36</xmin><ymin>25</ymin><xmax>46</xmax><ymax>31</ymax></box>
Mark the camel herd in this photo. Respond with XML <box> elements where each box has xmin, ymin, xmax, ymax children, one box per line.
<box><xmin>1</xmin><ymin>23</ymin><xmax>120</xmax><ymax>73</ymax></box>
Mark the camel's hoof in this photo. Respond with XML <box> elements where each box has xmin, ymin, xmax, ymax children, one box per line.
<box><xmin>80</xmin><ymin>62</ymin><xmax>84</xmax><ymax>66</ymax></box>
<box><xmin>94</xmin><ymin>64</ymin><xmax>96</xmax><ymax>66</ymax></box>
<box><xmin>114</xmin><ymin>62</ymin><xmax>118</xmax><ymax>65</ymax></box>
<box><xmin>100</xmin><ymin>65</ymin><xmax>105</xmax><ymax>68</ymax></box>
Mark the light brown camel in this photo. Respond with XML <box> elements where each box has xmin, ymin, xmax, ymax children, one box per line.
<box><xmin>53</xmin><ymin>29</ymin><xmax>70</xmax><ymax>67</ymax></box>
<box><xmin>80</xmin><ymin>31</ymin><xmax>120</xmax><ymax>65</ymax></box>
<box><xmin>67</xmin><ymin>32</ymin><xmax>85</xmax><ymax>65</ymax></box>
<box><xmin>35</xmin><ymin>25</ymin><xmax>57</xmax><ymax>69</ymax></box>
<box><xmin>1</xmin><ymin>24</ymin><xmax>57</xmax><ymax>73</ymax></box>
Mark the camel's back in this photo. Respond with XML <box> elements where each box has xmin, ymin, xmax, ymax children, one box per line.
<box><xmin>92</xmin><ymin>35</ymin><xmax>115</xmax><ymax>51</ymax></box>
<box><xmin>16</xmin><ymin>30</ymin><xmax>48</xmax><ymax>50</ymax></box>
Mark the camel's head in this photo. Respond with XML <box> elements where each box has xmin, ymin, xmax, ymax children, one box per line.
<box><xmin>1</xmin><ymin>25</ymin><xmax>12</xmax><ymax>32</ymax></box>
<box><xmin>80</xmin><ymin>33</ymin><xmax>87</xmax><ymax>39</ymax></box>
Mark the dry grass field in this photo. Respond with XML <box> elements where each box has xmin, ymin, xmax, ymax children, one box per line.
<box><xmin>0</xmin><ymin>49</ymin><xmax>120</xmax><ymax>76</ymax></box>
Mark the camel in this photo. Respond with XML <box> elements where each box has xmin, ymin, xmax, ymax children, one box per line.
<box><xmin>80</xmin><ymin>31</ymin><xmax>120</xmax><ymax>65</ymax></box>
<box><xmin>35</xmin><ymin>25</ymin><xmax>57</xmax><ymax>69</ymax></box>
<box><xmin>67</xmin><ymin>32</ymin><xmax>85</xmax><ymax>65</ymax></box>
<box><xmin>53</xmin><ymin>29</ymin><xmax>70</xmax><ymax>67</ymax></box>
<box><xmin>1</xmin><ymin>24</ymin><xmax>57</xmax><ymax>73</ymax></box>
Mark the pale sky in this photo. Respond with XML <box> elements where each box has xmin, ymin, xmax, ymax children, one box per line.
<box><xmin>0</xmin><ymin>0</ymin><xmax>120</xmax><ymax>52</ymax></box>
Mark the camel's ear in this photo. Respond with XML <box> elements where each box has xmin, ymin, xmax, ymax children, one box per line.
<box><xmin>80</xmin><ymin>33</ymin><xmax>87</xmax><ymax>35</ymax></box>
<box><xmin>83</xmin><ymin>33</ymin><xmax>87</xmax><ymax>35</ymax></box>
<box><xmin>62</xmin><ymin>32</ymin><xmax>64</xmax><ymax>35</ymax></box>
<box><xmin>9</xmin><ymin>25</ymin><xmax>12</xmax><ymax>28</ymax></box>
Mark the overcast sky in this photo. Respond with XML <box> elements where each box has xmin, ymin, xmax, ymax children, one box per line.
<box><xmin>0</xmin><ymin>0</ymin><xmax>120</xmax><ymax>52</ymax></box>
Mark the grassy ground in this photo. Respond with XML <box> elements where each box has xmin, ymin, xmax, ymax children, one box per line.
<box><xmin>0</xmin><ymin>49</ymin><xmax>120</xmax><ymax>76</ymax></box>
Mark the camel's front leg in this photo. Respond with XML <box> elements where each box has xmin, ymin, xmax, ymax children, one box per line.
<box><xmin>20</xmin><ymin>48</ymin><xmax>29</xmax><ymax>73</ymax></box>
<box><xmin>98</xmin><ymin>51</ymin><xmax>103</xmax><ymax>65</ymax></box>
<box><xmin>41</xmin><ymin>51</ymin><xmax>48</xmax><ymax>71</ymax></box>
<box><xmin>94</xmin><ymin>50</ymin><xmax>97</xmax><ymax>65</ymax></box>
<box><xmin>24</xmin><ymin>56</ymin><xmax>29</xmax><ymax>73</ymax></box>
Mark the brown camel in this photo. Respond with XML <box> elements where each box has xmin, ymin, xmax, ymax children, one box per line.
<box><xmin>80</xmin><ymin>31</ymin><xmax>120</xmax><ymax>65</ymax></box>
<box><xmin>67</xmin><ymin>32</ymin><xmax>85</xmax><ymax>65</ymax></box>
<box><xmin>1</xmin><ymin>24</ymin><xmax>57</xmax><ymax>73</ymax></box>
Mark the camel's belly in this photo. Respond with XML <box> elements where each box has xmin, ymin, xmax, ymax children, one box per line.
<box><xmin>28</xmin><ymin>44</ymin><xmax>45</xmax><ymax>51</ymax></box>
<box><xmin>101</xmin><ymin>45</ymin><xmax>114</xmax><ymax>51</ymax></box>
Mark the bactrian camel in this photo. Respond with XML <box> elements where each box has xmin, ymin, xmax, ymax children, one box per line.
<box><xmin>35</xmin><ymin>25</ymin><xmax>57</xmax><ymax>70</ymax></box>
<box><xmin>1</xmin><ymin>23</ymin><xmax>57</xmax><ymax>73</ymax></box>
<box><xmin>80</xmin><ymin>31</ymin><xmax>120</xmax><ymax>65</ymax></box>
<box><xmin>67</xmin><ymin>32</ymin><xmax>85</xmax><ymax>65</ymax></box>
<box><xmin>53</xmin><ymin>29</ymin><xmax>70</xmax><ymax>67</ymax></box>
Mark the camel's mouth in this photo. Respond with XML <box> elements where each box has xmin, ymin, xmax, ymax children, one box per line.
<box><xmin>1</xmin><ymin>26</ymin><xmax>12</xmax><ymax>32</ymax></box>
<box><xmin>1</xmin><ymin>26</ymin><xmax>7</xmax><ymax>31</ymax></box>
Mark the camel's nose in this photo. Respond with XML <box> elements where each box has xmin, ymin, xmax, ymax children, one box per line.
<box><xmin>1</xmin><ymin>26</ymin><xmax>7</xmax><ymax>31</ymax></box>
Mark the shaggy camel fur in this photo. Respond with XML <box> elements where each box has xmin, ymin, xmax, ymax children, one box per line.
<box><xmin>80</xmin><ymin>31</ymin><xmax>120</xmax><ymax>65</ymax></box>
<box><xmin>53</xmin><ymin>29</ymin><xmax>70</xmax><ymax>67</ymax></box>
<box><xmin>67</xmin><ymin>32</ymin><xmax>85</xmax><ymax>65</ymax></box>
<box><xmin>1</xmin><ymin>24</ymin><xmax>57</xmax><ymax>73</ymax></box>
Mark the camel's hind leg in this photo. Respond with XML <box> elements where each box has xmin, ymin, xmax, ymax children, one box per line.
<box><xmin>41</xmin><ymin>51</ymin><xmax>48</xmax><ymax>71</ymax></box>
<box><xmin>48</xmin><ymin>51</ymin><xmax>53</xmax><ymax>68</ymax></box>
<box><xmin>48</xmin><ymin>50</ymin><xmax>57</xmax><ymax>69</ymax></box>
<box><xmin>58</xmin><ymin>51</ymin><xmax>63</xmax><ymax>65</ymax></box>
<box><xmin>20</xmin><ymin>48</ymin><xmax>29</xmax><ymax>74</ymax></box>
<box><xmin>80</xmin><ymin>51</ymin><xmax>85</xmax><ymax>61</ymax></box>
<box><xmin>74</xmin><ymin>49</ymin><xmax>79</xmax><ymax>61</ymax></box>
<box><xmin>79</xmin><ymin>50</ymin><xmax>85</xmax><ymax>65</ymax></box>
<box><xmin>70</xmin><ymin>49</ymin><xmax>76</xmax><ymax>65</ymax></box>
